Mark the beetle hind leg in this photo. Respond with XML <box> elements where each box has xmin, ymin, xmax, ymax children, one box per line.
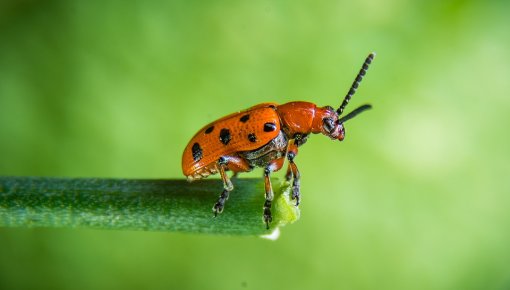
<box><xmin>212</xmin><ymin>156</ymin><xmax>252</xmax><ymax>217</ymax></box>
<box><xmin>213</xmin><ymin>157</ymin><xmax>234</xmax><ymax>216</ymax></box>
<box><xmin>213</xmin><ymin>189</ymin><xmax>229</xmax><ymax>216</ymax></box>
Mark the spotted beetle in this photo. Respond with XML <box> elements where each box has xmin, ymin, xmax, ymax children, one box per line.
<box><xmin>182</xmin><ymin>53</ymin><xmax>375</xmax><ymax>228</ymax></box>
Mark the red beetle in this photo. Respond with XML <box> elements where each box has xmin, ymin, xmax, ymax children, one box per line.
<box><xmin>182</xmin><ymin>53</ymin><xmax>375</xmax><ymax>228</ymax></box>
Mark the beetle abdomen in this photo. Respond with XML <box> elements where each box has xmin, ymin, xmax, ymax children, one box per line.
<box><xmin>186</xmin><ymin>163</ymin><xmax>219</xmax><ymax>181</ymax></box>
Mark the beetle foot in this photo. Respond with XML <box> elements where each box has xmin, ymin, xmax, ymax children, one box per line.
<box><xmin>263</xmin><ymin>200</ymin><xmax>272</xmax><ymax>229</ymax></box>
<box><xmin>291</xmin><ymin>184</ymin><xmax>300</xmax><ymax>206</ymax></box>
<box><xmin>212</xmin><ymin>189</ymin><xmax>229</xmax><ymax>217</ymax></box>
<box><xmin>212</xmin><ymin>202</ymin><xmax>224</xmax><ymax>217</ymax></box>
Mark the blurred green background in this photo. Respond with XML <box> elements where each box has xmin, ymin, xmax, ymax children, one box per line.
<box><xmin>1</xmin><ymin>0</ymin><xmax>509</xmax><ymax>289</ymax></box>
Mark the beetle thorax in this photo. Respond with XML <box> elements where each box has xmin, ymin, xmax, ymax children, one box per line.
<box><xmin>276</xmin><ymin>102</ymin><xmax>317</xmax><ymax>137</ymax></box>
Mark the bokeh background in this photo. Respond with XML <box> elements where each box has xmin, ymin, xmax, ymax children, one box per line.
<box><xmin>1</xmin><ymin>0</ymin><xmax>509</xmax><ymax>289</ymax></box>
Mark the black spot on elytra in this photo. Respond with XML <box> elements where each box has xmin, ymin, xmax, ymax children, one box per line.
<box><xmin>192</xmin><ymin>143</ymin><xmax>203</xmax><ymax>162</ymax></box>
<box><xmin>263</xmin><ymin>122</ymin><xmax>277</xmax><ymax>132</ymax></box>
<box><xmin>240</xmin><ymin>114</ymin><xmax>250</xmax><ymax>123</ymax></box>
<box><xmin>219</xmin><ymin>128</ymin><xmax>231</xmax><ymax>145</ymax></box>
<box><xmin>205</xmin><ymin>126</ymin><xmax>214</xmax><ymax>134</ymax></box>
<box><xmin>248</xmin><ymin>133</ymin><xmax>257</xmax><ymax>142</ymax></box>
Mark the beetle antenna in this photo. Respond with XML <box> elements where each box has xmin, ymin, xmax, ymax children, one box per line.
<box><xmin>337</xmin><ymin>52</ymin><xmax>376</xmax><ymax>116</ymax></box>
<box><xmin>338</xmin><ymin>104</ymin><xmax>372</xmax><ymax>124</ymax></box>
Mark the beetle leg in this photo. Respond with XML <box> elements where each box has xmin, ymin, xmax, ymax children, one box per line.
<box><xmin>225</xmin><ymin>155</ymin><xmax>253</xmax><ymax>175</ymax></box>
<box><xmin>285</xmin><ymin>140</ymin><xmax>299</xmax><ymax>181</ymax></box>
<box><xmin>284</xmin><ymin>140</ymin><xmax>294</xmax><ymax>181</ymax></box>
<box><xmin>263</xmin><ymin>157</ymin><xmax>285</xmax><ymax>229</ymax></box>
<box><xmin>287</xmin><ymin>143</ymin><xmax>301</xmax><ymax>206</ymax></box>
<box><xmin>285</xmin><ymin>165</ymin><xmax>293</xmax><ymax>181</ymax></box>
<box><xmin>263</xmin><ymin>168</ymin><xmax>273</xmax><ymax>229</ymax></box>
<box><xmin>213</xmin><ymin>157</ymin><xmax>233</xmax><ymax>217</ymax></box>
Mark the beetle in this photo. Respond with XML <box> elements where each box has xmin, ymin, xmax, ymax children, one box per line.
<box><xmin>182</xmin><ymin>53</ymin><xmax>375</xmax><ymax>228</ymax></box>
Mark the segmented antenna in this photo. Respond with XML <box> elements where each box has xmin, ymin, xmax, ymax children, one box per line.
<box><xmin>337</xmin><ymin>52</ymin><xmax>376</xmax><ymax>116</ymax></box>
<box><xmin>337</xmin><ymin>104</ymin><xmax>372</xmax><ymax>124</ymax></box>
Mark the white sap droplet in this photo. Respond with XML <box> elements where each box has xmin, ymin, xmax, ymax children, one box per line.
<box><xmin>260</xmin><ymin>227</ymin><xmax>280</xmax><ymax>241</ymax></box>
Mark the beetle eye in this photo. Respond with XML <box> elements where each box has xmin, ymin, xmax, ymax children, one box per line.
<box><xmin>322</xmin><ymin>117</ymin><xmax>335</xmax><ymax>133</ymax></box>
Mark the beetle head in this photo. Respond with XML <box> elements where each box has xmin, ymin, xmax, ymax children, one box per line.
<box><xmin>316</xmin><ymin>106</ymin><xmax>345</xmax><ymax>141</ymax></box>
<box><xmin>317</xmin><ymin>104</ymin><xmax>371</xmax><ymax>141</ymax></box>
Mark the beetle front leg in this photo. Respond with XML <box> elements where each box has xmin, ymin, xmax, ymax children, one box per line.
<box><xmin>213</xmin><ymin>157</ymin><xmax>234</xmax><ymax>217</ymax></box>
<box><xmin>286</xmin><ymin>143</ymin><xmax>301</xmax><ymax>206</ymax></box>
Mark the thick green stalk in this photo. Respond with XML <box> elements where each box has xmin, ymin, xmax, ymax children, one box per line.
<box><xmin>0</xmin><ymin>177</ymin><xmax>299</xmax><ymax>237</ymax></box>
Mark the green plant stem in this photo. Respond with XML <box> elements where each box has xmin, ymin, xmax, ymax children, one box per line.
<box><xmin>0</xmin><ymin>176</ymin><xmax>299</xmax><ymax>236</ymax></box>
